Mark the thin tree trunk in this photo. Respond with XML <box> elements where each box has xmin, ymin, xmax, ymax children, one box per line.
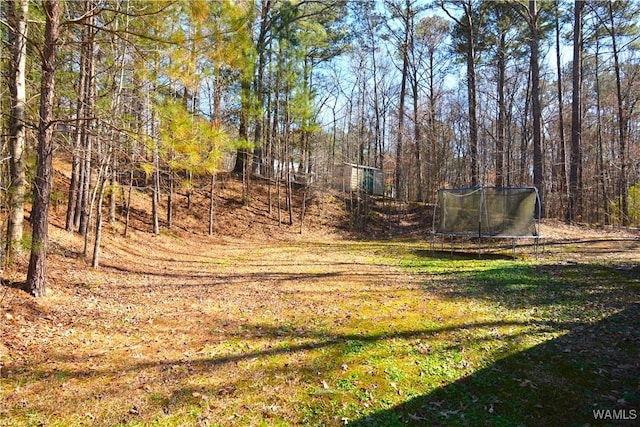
<box><xmin>277</xmin><ymin>162</ymin><xmax>282</xmax><ymax>226</ymax></box>
<box><xmin>152</xmin><ymin>142</ymin><xmax>160</xmax><ymax>235</ymax></box>
<box><xmin>148</xmin><ymin>80</ymin><xmax>160</xmax><ymax>235</ymax></box>
<box><xmin>520</xmin><ymin>70</ymin><xmax>531</xmax><ymax>183</ymax></box>
<box><xmin>167</xmin><ymin>172</ymin><xmax>173</xmax><ymax>229</ymax></box>
<box><xmin>287</xmin><ymin>159</ymin><xmax>294</xmax><ymax>226</ymax></box>
<box><xmin>208</xmin><ymin>173</ymin><xmax>216</xmax><ymax>235</ymax></box>
<box><xmin>359</xmin><ymin>60</ymin><xmax>367</xmax><ymax>166</ymax></box>
<box><xmin>84</xmin><ymin>156</ymin><xmax>108</xmax><ymax>258</ymax></box>
<box><xmin>243</xmin><ymin>150</ymin><xmax>251</xmax><ymax>207</ymax></box>
<box><xmin>267</xmin><ymin>99</ymin><xmax>273</xmax><ymax>214</ymax></box>
<box><xmin>273</xmin><ymin>51</ymin><xmax>281</xmax><ymax>223</ymax></box>
<box><xmin>496</xmin><ymin>26</ymin><xmax>506</xmax><ymax>187</ymax></box>
<box><xmin>268</xmin><ymin>167</ymin><xmax>273</xmax><ymax>214</ymax></box>
<box><xmin>73</xmin><ymin>149</ymin><xmax>86</xmax><ymax>231</ymax></box>
<box><xmin>395</xmin><ymin>3</ymin><xmax>410</xmax><ymax>200</ymax></box>
<box><xmin>92</xmin><ymin>162</ymin><xmax>109</xmax><ymax>268</ymax></box>
<box><xmin>109</xmin><ymin>169</ymin><xmax>117</xmax><ymax>223</ymax></box>
<box><xmin>569</xmin><ymin>0</ymin><xmax>584</xmax><ymax>222</ymax></box>
<box><xmin>185</xmin><ymin>171</ymin><xmax>192</xmax><ymax>210</ymax></box>
<box><xmin>7</xmin><ymin>0</ymin><xmax>29</xmax><ymax>255</ymax></box>
<box><xmin>106</xmin><ymin>22</ymin><xmax>127</xmax><ymax>227</ymax></box>
<box><xmin>412</xmin><ymin>49</ymin><xmax>423</xmax><ymax>202</ymax></box>
<box><xmin>234</xmin><ymin>76</ymin><xmax>251</xmax><ymax>177</ymax></box>
<box><xmin>284</xmin><ymin>84</ymin><xmax>293</xmax><ymax>226</ymax></box>
<box><xmin>529</xmin><ymin>0</ymin><xmax>544</xmax><ymax>215</ymax></box>
<box><xmin>370</xmin><ymin>18</ymin><xmax>383</xmax><ymax>170</ymax></box>
<box><xmin>124</xmin><ymin>170</ymin><xmax>133</xmax><ymax>237</ymax></box>
<box><xmin>68</xmin><ymin>4</ymin><xmax>89</xmax><ymax>232</ymax></box>
<box><xmin>299</xmin><ymin>185</ymin><xmax>308</xmax><ymax>234</ymax></box>
<box><xmin>236</xmin><ymin>70</ymin><xmax>252</xmax><ymax>207</ymax></box>
<box><xmin>80</xmin><ymin>3</ymin><xmax>97</xmax><ymax>238</ymax></box>
<box><xmin>465</xmin><ymin>4</ymin><xmax>479</xmax><ymax>186</ymax></box>
<box><xmin>428</xmin><ymin>49</ymin><xmax>437</xmax><ymax>199</ymax></box>
<box><xmin>608</xmin><ymin>0</ymin><xmax>629</xmax><ymax>226</ymax></box>
<box><xmin>66</xmin><ymin>134</ymin><xmax>81</xmax><ymax>230</ymax></box>
<box><xmin>554</xmin><ymin>1</ymin><xmax>568</xmax><ymax>218</ymax></box>
<box><xmin>78</xmin><ymin>129</ymin><xmax>93</xmax><ymax>237</ymax></box>
<box><xmin>594</xmin><ymin>39</ymin><xmax>610</xmax><ymax>224</ymax></box>
<box><xmin>26</xmin><ymin>0</ymin><xmax>60</xmax><ymax>297</ymax></box>
<box><xmin>253</xmin><ymin>0</ymin><xmax>271</xmax><ymax>176</ymax></box>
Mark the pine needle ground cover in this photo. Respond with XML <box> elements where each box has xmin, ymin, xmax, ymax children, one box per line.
<box><xmin>1</xmin><ymin>230</ymin><xmax>639</xmax><ymax>426</ymax></box>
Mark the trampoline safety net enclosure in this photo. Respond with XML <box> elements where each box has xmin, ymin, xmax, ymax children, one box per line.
<box><xmin>432</xmin><ymin>186</ymin><xmax>541</xmax><ymax>238</ymax></box>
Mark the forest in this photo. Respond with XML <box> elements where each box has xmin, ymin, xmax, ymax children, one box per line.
<box><xmin>1</xmin><ymin>0</ymin><xmax>640</xmax><ymax>297</ymax></box>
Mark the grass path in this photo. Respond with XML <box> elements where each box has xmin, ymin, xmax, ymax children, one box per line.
<box><xmin>2</xmin><ymin>229</ymin><xmax>639</xmax><ymax>426</ymax></box>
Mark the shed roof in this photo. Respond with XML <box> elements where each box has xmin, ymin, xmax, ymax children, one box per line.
<box><xmin>342</xmin><ymin>162</ymin><xmax>382</xmax><ymax>171</ymax></box>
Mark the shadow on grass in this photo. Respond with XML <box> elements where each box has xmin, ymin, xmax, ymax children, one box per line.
<box><xmin>413</xmin><ymin>254</ymin><xmax>639</xmax><ymax>313</ymax></box>
<box><xmin>416</xmin><ymin>249</ymin><xmax>516</xmax><ymax>261</ymax></box>
<box><xmin>543</xmin><ymin>238</ymin><xmax>640</xmax><ymax>255</ymax></box>
<box><xmin>352</xmin><ymin>303</ymin><xmax>640</xmax><ymax>426</ymax></box>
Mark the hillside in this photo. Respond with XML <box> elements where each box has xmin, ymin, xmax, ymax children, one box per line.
<box><xmin>46</xmin><ymin>163</ymin><xmax>437</xmax><ymax>243</ymax></box>
<box><xmin>52</xmin><ymin>166</ymin><xmax>352</xmax><ymax>242</ymax></box>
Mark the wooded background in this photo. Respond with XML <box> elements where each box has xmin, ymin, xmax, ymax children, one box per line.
<box><xmin>1</xmin><ymin>0</ymin><xmax>639</xmax><ymax>295</ymax></box>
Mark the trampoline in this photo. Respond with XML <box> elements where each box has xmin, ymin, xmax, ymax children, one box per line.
<box><xmin>431</xmin><ymin>186</ymin><xmax>543</xmax><ymax>255</ymax></box>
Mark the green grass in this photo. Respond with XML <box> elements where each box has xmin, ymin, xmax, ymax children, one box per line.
<box><xmin>3</xmin><ymin>240</ymin><xmax>638</xmax><ymax>426</ymax></box>
<box><xmin>347</xmin><ymin>248</ymin><xmax>639</xmax><ymax>426</ymax></box>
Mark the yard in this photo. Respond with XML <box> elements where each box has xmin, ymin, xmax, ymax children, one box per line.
<box><xmin>1</xmin><ymin>221</ymin><xmax>639</xmax><ymax>426</ymax></box>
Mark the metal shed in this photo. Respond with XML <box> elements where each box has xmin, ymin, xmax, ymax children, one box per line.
<box><xmin>332</xmin><ymin>163</ymin><xmax>385</xmax><ymax>196</ymax></box>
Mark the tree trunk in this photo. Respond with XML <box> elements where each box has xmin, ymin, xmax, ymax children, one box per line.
<box><xmin>235</xmin><ymin>76</ymin><xmax>252</xmax><ymax>208</ymax></box>
<box><xmin>152</xmin><ymin>141</ymin><xmax>160</xmax><ymax>235</ymax></box>
<box><xmin>284</xmin><ymin>84</ymin><xmax>294</xmax><ymax>226</ymax></box>
<box><xmin>529</xmin><ymin>0</ymin><xmax>544</xmax><ymax>215</ymax></box>
<box><xmin>66</xmin><ymin>133</ymin><xmax>81</xmax><ymax>231</ymax></box>
<box><xmin>496</xmin><ymin>24</ymin><xmax>506</xmax><ymax>187</ymax></box>
<box><xmin>395</xmin><ymin>1</ymin><xmax>410</xmax><ymax>200</ymax></box>
<box><xmin>79</xmin><ymin>4</ymin><xmax>97</xmax><ymax>239</ymax></box>
<box><xmin>252</xmin><ymin>0</ymin><xmax>272</xmax><ymax>176</ymax></box>
<box><xmin>26</xmin><ymin>0</ymin><xmax>60</xmax><ymax>297</ymax></box>
<box><xmin>465</xmin><ymin>4</ymin><xmax>479</xmax><ymax>187</ymax></box>
<box><xmin>299</xmin><ymin>184</ymin><xmax>308</xmax><ymax>234</ymax></box>
<box><xmin>428</xmin><ymin>43</ymin><xmax>438</xmax><ymax>199</ymax></box>
<box><xmin>208</xmin><ymin>173</ymin><xmax>216</xmax><ymax>235</ymax></box>
<box><xmin>367</xmin><ymin>9</ymin><xmax>383</xmax><ymax>169</ymax></box>
<box><xmin>267</xmin><ymin>95</ymin><xmax>274</xmax><ymax>214</ymax></box>
<box><xmin>167</xmin><ymin>172</ymin><xmax>173</xmax><ymax>229</ymax></box>
<box><xmin>593</xmin><ymin>40</ymin><xmax>609</xmax><ymax>224</ymax></box>
<box><xmin>411</xmin><ymin>22</ymin><xmax>424</xmax><ymax>202</ymax></box>
<box><xmin>109</xmin><ymin>168</ymin><xmax>117</xmax><ymax>223</ymax></box>
<box><xmin>520</xmin><ymin>71</ymin><xmax>531</xmax><ymax>183</ymax></box>
<box><xmin>608</xmin><ymin>0</ymin><xmax>629</xmax><ymax>226</ymax></box>
<box><xmin>148</xmin><ymin>80</ymin><xmax>160</xmax><ymax>235</ymax></box>
<box><xmin>83</xmin><ymin>153</ymin><xmax>109</xmax><ymax>258</ymax></box>
<box><xmin>287</xmin><ymin>159</ymin><xmax>294</xmax><ymax>226</ymax></box>
<box><xmin>568</xmin><ymin>0</ymin><xmax>583</xmax><ymax>222</ymax></box>
<box><xmin>124</xmin><ymin>170</ymin><xmax>133</xmax><ymax>237</ymax></box>
<box><xmin>7</xmin><ymin>0</ymin><xmax>29</xmax><ymax>255</ymax></box>
<box><xmin>92</xmin><ymin>164</ymin><xmax>109</xmax><ymax>268</ymax></box>
<box><xmin>554</xmin><ymin>1</ymin><xmax>568</xmax><ymax>219</ymax></box>
<box><xmin>66</xmin><ymin>5</ymin><xmax>89</xmax><ymax>232</ymax></box>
